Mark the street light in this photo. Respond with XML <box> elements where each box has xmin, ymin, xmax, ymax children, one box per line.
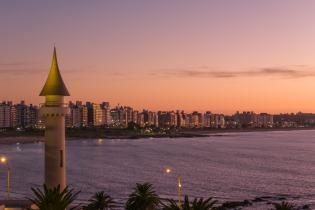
<box><xmin>1</xmin><ymin>156</ymin><xmax>10</xmax><ymax>199</ymax></box>
<box><xmin>164</xmin><ymin>167</ymin><xmax>181</xmax><ymax>207</ymax></box>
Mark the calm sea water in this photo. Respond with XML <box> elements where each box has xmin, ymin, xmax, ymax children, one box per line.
<box><xmin>0</xmin><ymin>130</ymin><xmax>315</xmax><ymax>209</ymax></box>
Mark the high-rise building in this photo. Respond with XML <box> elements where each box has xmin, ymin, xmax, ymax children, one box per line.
<box><xmin>28</xmin><ymin>104</ymin><xmax>39</xmax><ymax>128</ymax></box>
<box><xmin>143</xmin><ymin>110</ymin><xmax>158</xmax><ymax>127</ymax></box>
<box><xmin>257</xmin><ymin>113</ymin><xmax>273</xmax><ymax>128</ymax></box>
<box><xmin>137</xmin><ymin>112</ymin><xmax>145</xmax><ymax>127</ymax></box>
<box><xmin>158</xmin><ymin>111</ymin><xmax>177</xmax><ymax>128</ymax></box>
<box><xmin>67</xmin><ymin>101</ymin><xmax>86</xmax><ymax>128</ymax></box>
<box><xmin>176</xmin><ymin>111</ymin><xmax>186</xmax><ymax>128</ymax></box>
<box><xmin>124</xmin><ymin>106</ymin><xmax>133</xmax><ymax>127</ymax></box>
<box><xmin>93</xmin><ymin>104</ymin><xmax>103</xmax><ymax>126</ymax></box>
<box><xmin>9</xmin><ymin>104</ymin><xmax>17</xmax><ymax>128</ymax></box>
<box><xmin>191</xmin><ymin>111</ymin><xmax>203</xmax><ymax>127</ymax></box>
<box><xmin>110</xmin><ymin>106</ymin><xmax>129</xmax><ymax>127</ymax></box>
<box><xmin>218</xmin><ymin>114</ymin><xmax>225</xmax><ymax>128</ymax></box>
<box><xmin>100</xmin><ymin>102</ymin><xmax>111</xmax><ymax>126</ymax></box>
<box><xmin>203</xmin><ymin>112</ymin><xmax>212</xmax><ymax>128</ymax></box>
<box><xmin>132</xmin><ymin>110</ymin><xmax>138</xmax><ymax>124</ymax></box>
<box><xmin>0</xmin><ymin>102</ymin><xmax>11</xmax><ymax>128</ymax></box>
<box><xmin>86</xmin><ymin>102</ymin><xmax>104</xmax><ymax>127</ymax></box>
<box><xmin>15</xmin><ymin>100</ymin><xmax>29</xmax><ymax>128</ymax></box>
<box><xmin>86</xmin><ymin>101</ymin><xmax>93</xmax><ymax>127</ymax></box>
<box><xmin>234</xmin><ymin>111</ymin><xmax>257</xmax><ymax>128</ymax></box>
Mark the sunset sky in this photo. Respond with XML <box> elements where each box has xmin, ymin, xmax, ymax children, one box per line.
<box><xmin>2</xmin><ymin>1</ymin><xmax>315</xmax><ymax>114</ymax></box>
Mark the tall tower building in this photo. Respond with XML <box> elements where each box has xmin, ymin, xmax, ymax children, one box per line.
<box><xmin>39</xmin><ymin>47</ymin><xmax>70</xmax><ymax>189</ymax></box>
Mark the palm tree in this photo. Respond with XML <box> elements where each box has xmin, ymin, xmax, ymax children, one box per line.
<box><xmin>83</xmin><ymin>191</ymin><xmax>115</xmax><ymax>210</ymax></box>
<box><xmin>181</xmin><ymin>196</ymin><xmax>192</xmax><ymax>210</ymax></box>
<box><xmin>27</xmin><ymin>184</ymin><xmax>80</xmax><ymax>210</ymax></box>
<box><xmin>125</xmin><ymin>182</ymin><xmax>161</xmax><ymax>210</ymax></box>
<box><xmin>191</xmin><ymin>197</ymin><xmax>217</xmax><ymax>210</ymax></box>
<box><xmin>162</xmin><ymin>199</ymin><xmax>181</xmax><ymax>210</ymax></box>
<box><xmin>272</xmin><ymin>201</ymin><xmax>296</xmax><ymax>210</ymax></box>
<box><xmin>163</xmin><ymin>195</ymin><xmax>217</xmax><ymax>210</ymax></box>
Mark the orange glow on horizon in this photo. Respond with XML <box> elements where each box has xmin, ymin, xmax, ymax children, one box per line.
<box><xmin>2</xmin><ymin>1</ymin><xmax>315</xmax><ymax>114</ymax></box>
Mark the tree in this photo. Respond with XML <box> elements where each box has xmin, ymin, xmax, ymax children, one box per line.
<box><xmin>127</xmin><ymin>122</ymin><xmax>140</xmax><ymax>131</ymax></box>
<box><xmin>163</xmin><ymin>195</ymin><xmax>217</xmax><ymax>210</ymax></box>
<box><xmin>27</xmin><ymin>185</ymin><xmax>80</xmax><ymax>210</ymax></box>
<box><xmin>272</xmin><ymin>201</ymin><xmax>296</xmax><ymax>210</ymax></box>
<box><xmin>162</xmin><ymin>199</ymin><xmax>181</xmax><ymax>210</ymax></box>
<box><xmin>181</xmin><ymin>196</ymin><xmax>192</xmax><ymax>210</ymax></box>
<box><xmin>191</xmin><ymin>197</ymin><xmax>217</xmax><ymax>210</ymax></box>
<box><xmin>82</xmin><ymin>191</ymin><xmax>115</xmax><ymax>210</ymax></box>
<box><xmin>125</xmin><ymin>183</ymin><xmax>160</xmax><ymax>210</ymax></box>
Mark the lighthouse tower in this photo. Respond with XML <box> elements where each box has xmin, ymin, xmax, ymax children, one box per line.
<box><xmin>39</xmin><ymin>47</ymin><xmax>70</xmax><ymax>190</ymax></box>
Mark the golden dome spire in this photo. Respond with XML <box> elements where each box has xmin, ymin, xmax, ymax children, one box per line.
<box><xmin>40</xmin><ymin>47</ymin><xmax>70</xmax><ymax>96</ymax></box>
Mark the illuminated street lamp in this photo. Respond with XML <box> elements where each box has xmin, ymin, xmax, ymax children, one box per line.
<box><xmin>0</xmin><ymin>156</ymin><xmax>10</xmax><ymax>199</ymax></box>
<box><xmin>164</xmin><ymin>167</ymin><xmax>181</xmax><ymax>207</ymax></box>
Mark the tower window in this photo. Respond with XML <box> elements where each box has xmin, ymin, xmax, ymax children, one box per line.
<box><xmin>60</xmin><ymin>150</ymin><xmax>63</xmax><ymax>167</ymax></box>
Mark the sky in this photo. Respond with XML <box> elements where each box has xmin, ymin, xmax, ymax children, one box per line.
<box><xmin>1</xmin><ymin>1</ymin><xmax>315</xmax><ymax>114</ymax></box>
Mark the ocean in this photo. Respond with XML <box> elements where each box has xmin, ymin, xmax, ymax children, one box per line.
<box><xmin>1</xmin><ymin>130</ymin><xmax>315</xmax><ymax>209</ymax></box>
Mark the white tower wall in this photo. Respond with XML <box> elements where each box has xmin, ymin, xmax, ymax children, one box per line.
<box><xmin>40</xmin><ymin>96</ymin><xmax>69</xmax><ymax>189</ymax></box>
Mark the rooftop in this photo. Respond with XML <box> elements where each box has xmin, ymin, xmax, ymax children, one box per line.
<box><xmin>39</xmin><ymin>47</ymin><xmax>70</xmax><ymax>96</ymax></box>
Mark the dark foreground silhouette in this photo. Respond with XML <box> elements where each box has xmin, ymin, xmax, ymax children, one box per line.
<box><xmin>24</xmin><ymin>183</ymin><xmax>310</xmax><ymax>210</ymax></box>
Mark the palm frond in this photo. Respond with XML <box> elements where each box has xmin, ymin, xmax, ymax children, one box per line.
<box><xmin>272</xmin><ymin>201</ymin><xmax>296</xmax><ymax>210</ymax></box>
<box><xmin>27</xmin><ymin>184</ymin><xmax>80</xmax><ymax>210</ymax></box>
<box><xmin>125</xmin><ymin>182</ymin><xmax>160</xmax><ymax>210</ymax></box>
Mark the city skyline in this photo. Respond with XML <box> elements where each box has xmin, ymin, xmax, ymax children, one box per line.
<box><xmin>2</xmin><ymin>1</ymin><xmax>315</xmax><ymax>114</ymax></box>
<box><xmin>1</xmin><ymin>99</ymin><xmax>315</xmax><ymax>116</ymax></box>
<box><xmin>4</xmin><ymin>99</ymin><xmax>315</xmax><ymax>130</ymax></box>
